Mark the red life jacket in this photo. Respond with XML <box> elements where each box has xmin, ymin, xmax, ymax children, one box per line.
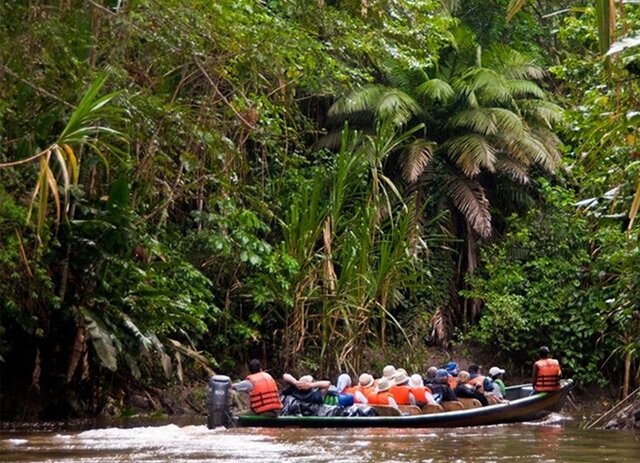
<box><xmin>534</xmin><ymin>359</ymin><xmax>561</xmax><ymax>391</ymax></box>
<box><xmin>389</xmin><ymin>385</ymin><xmax>412</xmax><ymax>405</ymax></box>
<box><xmin>366</xmin><ymin>391</ymin><xmax>395</xmax><ymax>405</ymax></box>
<box><xmin>247</xmin><ymin>372</ymin><xmax>283</xmax><ymax>414</ymax></box>
<box><xmin>468</xmin><ymin>375</ymin><xmax>486</xmax><ymax>393</ymax></box>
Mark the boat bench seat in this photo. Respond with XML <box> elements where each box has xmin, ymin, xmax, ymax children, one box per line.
<box><xmin>421</xmin><ymin>403</ymin><xmax>444</xmax><ymax>414</ymax></box>
<box><xmin>441</xmin><ymin>400</ymin><xmax>465</xmax><ymax>411</ymax></box>
<box><xmin>458</xmin><ymin>398</ymin><xmax>482</xmax><ymax>409</ymax></box>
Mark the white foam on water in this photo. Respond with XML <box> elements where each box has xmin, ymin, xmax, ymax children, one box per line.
<box><xmin>5</xmin><ymin>438</ymin><xmax>28</xmax><ymax>445</ymax></box>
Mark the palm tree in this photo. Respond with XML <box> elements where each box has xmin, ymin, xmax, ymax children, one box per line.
<box><xmin>329</xmin><ymin>29</ymin><xmax>562</xmax><ymax>345</ymax></box>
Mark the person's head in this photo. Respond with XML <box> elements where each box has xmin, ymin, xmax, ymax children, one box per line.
<box><xmin>446</xmin><ymin>361</ymin><xmax>459</xmax><ymax>376</ymax></box>
<box><xmin>376</xmin><ymin>377</ymin><xmax>392</xmax><ymax>393</ymax></box>
<box><xmin>382</xmin><ymin>365</ymin><xmax>396</xmax><ymax>379</ymax></box>
<box><xmin>409</xmin><ymin>374</ymin><xmax>424</xmax><ymax>388</ymax></box>
<box><xmin>457</xmin><ymin>370</ymin><xmax>470</xmax><ymax>385</ymax></box>
<box><xmin>435</xmin><ymin>369</ymin><xmax>449</xmax><ymax>383</ymax></box>
<box><xmin>336</xmin><ymin>373</ymin><xmax>352</xmax><ymax>392</ymax></box>
<box><xmin>426</xmin><ymin>366</ymin><xmax>438</xmax><ymax>380</ymax></box>
<box><xmin>392</xmin><ymin>370</ymin><xmax>410</xmax><ymax>386</ymax></box>
<box><xmin>539</xmin><ymin>346</ymin><xmax>550</xmax><ymax>358</ymax></box>
<box><xmin>359</xmin><ymin>373</ymin><xmax>374</xmax><ymax>388</ymax></box>
<box><xmin>248</xmin><ymin>359</ymin><xmax>262</xmax><ymax>374</ymax></box>
<box><xmin>489</xmin><ymin>367</ymin><xmax>506</xmax><ymax>379</ymax></box>
<box><xmin>468</xmin><ymin>364</ymin><xmax>481</xmax><ymax>375</ymax></box>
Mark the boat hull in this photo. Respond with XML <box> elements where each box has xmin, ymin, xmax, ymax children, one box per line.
<box><xmin>235</xmin><ymin>379</ymin><xmax>573</xmax><ymax>428</ymax></box>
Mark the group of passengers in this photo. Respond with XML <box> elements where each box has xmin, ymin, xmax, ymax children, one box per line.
<box><xmin>234</xmin><ymin>347</ymin><xmax>561</xmax><ymax>416</ymax></box>
<box><xmin>234</xmin><ymin>359</ymin><xmax>511</xmax><ymax>416</ymax></box>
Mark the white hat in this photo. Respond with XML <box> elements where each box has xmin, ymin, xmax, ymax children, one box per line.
<box><xmin>409</xmin><ymin>374</ymin><xmax>423</xmax><ymax>388</ymax></box>
<box><xmin>392</xmin><ymin>370</ymin><xmax>410</xmax><ymax>385</ymax></box>
<box><xmin>299</xmin><ymin>375</ymin><xmax>314</xmax><ymax>383</ymax></box>
<box><xmin>489</xmin><ymin>367</ymin><xmax>505</xmax><ymax>377</ymax></box>
<box><xmin>376</xmin><ymin>377</ymin><xmax>392</xmax><ymax>392</ymax></box>
<box><xmin>359</xmin><ymin>373</ymin><xmax>374</xmax><ymax>387</ymax></box>
<box><xmin>382</xmin><ymin>365</ymin><xmax>396</xmax><ymax>378</ymax></box>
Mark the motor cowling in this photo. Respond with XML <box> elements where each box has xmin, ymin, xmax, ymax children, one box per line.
<box><xmin>207</xmin><ymin>375</ymin><xmax>232</xmax><ymax>428</ymax></box>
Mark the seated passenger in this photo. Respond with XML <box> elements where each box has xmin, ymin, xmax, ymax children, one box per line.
<box><xmin>334</xmin><ymin>373</ymin><xmax>355</xmax><ymax>407</ymax></box>
<box><xmin>454</xmin><ymin>370</ymin><xmax>489</xmax><ymax>406</ymax></box>
<box><xmin>352</xmin><ymin>373</ymin><xmax>375</xmax><ymax>404</ymax></box>
<box><xmin>409</xmin><ymin>373</ymin><xmax>438</xmax><ymax>407</ymax></box>
<box><xmin>430</xmin><ymin>369</ymin><xmax>458</xmax><ymax>403</ymax></box>
<box><xmin>445</xmin><ymin>362</ymin><xmax>459</xmax><ymax>390</ymax></box>
<box><xmin>366</xmin><ymin>377</ymin><xmax>398</xmax><ymax>407</ymax></box>
<box><xmin>423</xmin><ymin>366</ymin><xmax>438</xmax><ymax>387</ymax></box>
<box><xmin>232</xmin><ymin>358</ymin><xmax>283</xmax><ymax>416</ymax></box>
<box><xmin>389</xmin><ymin>370</ymin><xmax>415</xmax><ymax>406</ymax></box>
<box><xmin>377</xmin><ymin>364</ymin><xmax>396</xmax><ymax>384</ymax></box>
<box><xmin>282</xmin><ymin>373</ymin><xmax>330</xmax><ymax>404</ymax></box>
<box><xmin>468</xmin><ymin>364</ymin><xmax>494</xmax><ymax>394</ymax></box>
<box><xmin>489</xmin><ymin>366</ymin><xmax>507</xmax><ymax>399</ymax></box>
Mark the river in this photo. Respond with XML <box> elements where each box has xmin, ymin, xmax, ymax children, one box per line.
<box><xmin>1</xmin><ymin>414</ymin><xmax>639</xmax><ymax>462</ymax></box>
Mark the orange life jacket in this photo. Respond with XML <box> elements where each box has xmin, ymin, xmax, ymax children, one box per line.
<box><xmin>247</xmin><ymin>372</ymin><xmax>283</xmax><ymax>414</ymax></box>
<box><xmin>353</xmin><ymin>385</ymin><xmax>374</xmax><ymax>403</ymax></box>
<box><xmin>410</xmin><ymin>386</ymin><xmax>428</xmax><ymax>404</ymax></box>
<box><xmin>534</xmin><ymin>358</ymin><xmax>561</xmax><ymax>391</ymax></box>
<box><xmin>389</xmin><ymin>385</ymin><xmax>412</xmax><ymax>405</ymax></box>
<box><xmin>344</xmin><ymin>386</ymin><xmax>356</xmax><ymax>395</ymax></box>
<box><xmin>468</xmin><ymin>375</ymin><xmax>486</xmax><ymax>393</ymax></box>
<box><xmin>366</xmin><ymin>391</ymin><xmax>395</xmax><ymax>406</ymax></box>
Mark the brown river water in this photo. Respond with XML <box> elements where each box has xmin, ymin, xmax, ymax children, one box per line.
<box><xmin>1</xmin><ymin>414</ymin><xmax>639</xmax><ymax>462</ymax></box>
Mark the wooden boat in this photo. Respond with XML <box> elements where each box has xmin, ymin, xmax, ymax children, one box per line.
<box><xmin>232</xmin><ymin>379</ymin><xmax>573</xmax><ymax>428</ymax></box>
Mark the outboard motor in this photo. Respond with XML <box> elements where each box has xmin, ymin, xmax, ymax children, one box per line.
<box><xmin>207</xmin><ymin>374</ymin><xmax>232</xmax><ymax>428</ymax></box>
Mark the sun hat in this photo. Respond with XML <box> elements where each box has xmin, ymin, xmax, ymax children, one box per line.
<box><xmin>359</xmin><ymin>373</ymin><xmax>374</xmax><ymax>388</ymax></box>
<box><xmin>409</xmin><ymin>374</ymin><xmax>423</xmax><ymax>388</ymax></box>
<box><xmin>382</xmin><ymin>365</ymin><xmax>396</xmax><ymax>379</ymax></box>
<box><xmin>299</xmin><ymin>375</ymin><xmax>314</xmax><ymax>383</ymax></box>
<box><xmin>392</xmin><ymin>370</ymin><xmax>410</xmax><ymax>385</ymax></box>
<box><xmin>376</xmin><ymin>377</ymin><xmax>392</xmax><ymax>392</ymax></box>
<box><xmin>435</xmin><ymin>368</ymin><xmax>448</xmax><ymax>379</ymax></box>
<box><xmin>489</xmin><ymin>367</ymin><xmax>506</xmax><ymax>377</ymax></box>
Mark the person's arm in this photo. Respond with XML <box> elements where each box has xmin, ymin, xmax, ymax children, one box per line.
<box><xmin>232</xmin><ymin>379</ymin><xmax>253</xmax><ymax>392</ymax></box>
<box><xmin>388</xmin><ymin>396</ymin><xmax>398</xmax><ymax>408</ymax></box>
<box><xmin>408</xmin><ymin>392</ymin><xmax>416</xmax><ymax>406</ymax></box>
<box><xmin>354</xmin><ymin>390</ymin><xmax>368</xmax><ymax>404</ymax></box>
<box><xmin>298</xmin><ymin>379</ymin><xmax>331</xmax><ymax>391</ymax></box>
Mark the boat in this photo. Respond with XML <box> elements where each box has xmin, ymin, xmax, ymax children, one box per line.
<box><xmin>208</xmin><ymin>378</ymin><xmax>574</xmax><ymax>428</ymax></box>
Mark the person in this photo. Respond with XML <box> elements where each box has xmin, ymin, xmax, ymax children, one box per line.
<box><xmin>454</xmin><ymin>370</ymin><xmax>489</xmax><ymax>406</ymax></box>
<box><xmin>424</xmin><ymin>366</ymin><xmax>438</xmax><ymax>387</ymax></box>
<box><xmin>468</xmin><ymin>364</ymin><xmax>494</xmax><ymax>394</ymax></box>
<box><xmin>430</xmin><ymin>368</ymin><xmax>458</xmax><ymax>403</ymax></box>
<box><xmin>408</xmin><ymin>373</ymin><xmax>438</xmax><ymax>407</ymax></box>
<box><xmin>352</xmin><ymin>373</ymin><xmax>375</xmax><ymax>404</ymax></box>
<box><xmin>380</xmin><ymin>364</ymin><xmax>396</xmax><ymax>381</ymax></box>
<box><xmin>489</xmin><ymin>366</ymin><xmax>507</xmax><ymax>398</ymax></box>
<box><xmin>445</xmin><ymin>362</ymin><xmax>459</xmax><ymax>390</ymax></box>
<box><xmin>366</xmin><ymin>377</ymin><xmax>398</xmax><ymax>407</ymax></box>
<box><xmin>282</xmin><ymin>373</ymin><xmax>331</xmax><ymax>404</ymax></box>
<box><xmin>532</xmin><ymin>346</ymin><xmax>562</xmax><ymax>392</ymax></box>
<box><xmin>389</xmin><ymin>370</ymin><xmax>415</xmax><ymax>406</ymax></box>
<box><xmin>334</xmin><ymin>373</ymin><xmax>355</xmax><ymax>407</ymax></box>
<box><xmin>232</xmin><ymin>359</ymin><xmax>282</xmax><ymax>415</ymax></box>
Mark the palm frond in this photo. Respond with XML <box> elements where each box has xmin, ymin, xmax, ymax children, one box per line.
<box><xmin>446</xmin><ymin>175</ymin><xmax>492</xmax><ymax>238</ymax></box>
<box><xmin>328</xmin><ymin>85</ymin><xmax>385</xmax><ymax>120</ymax></box>
<box><xmin>401</xmin><ymin>139</ymin><xmax>435</xmax><ymax>184</ymax></box>
<box><xmin>375</xmin><ymin>88</ymin><xmax>421</xmax><ymax>126</ymax></box>
<box><xmin>506</xmin><ymin>0</ymin><xmax>529</xmax><ymax>22</ymax></box>
<box><xmin>520</xmin><ymin>99</ymin><xmax>564</xmax><ymax>128</ymax></box>
<box><xmin>443</xmin><ymin>134</ymin><xmax>497</xmax><ymax>176</ymax></box>
<box><xmin>446</xmin><ymin>108</ymin><xmax>497</xmax><ymax>135</ymax></box>
<box><xmin>509</xmin><ymin>135</ymin><xmax>557</xmax><ymax>172</ymax></box>
<box><xmin>416</xmin><ymin>78</ymin><xmax>455</xmax><ymax>103</ymax></box>
<box><xmin>507</xmin><ymin>79</ymin><xmax>545</xmax><ymax>99</ymax></box>
<box><xmin>484</xmin><ymin>44</ymin><xmax>545</xmax><ymax>80</ymax></box>
<box><xmin>488</xmin><ymin>107</ymin><xmax>525</xmax><ymax>135</ymax></box>
<box><xmin>496</xmin><ymin>157</ymin><xmax>530</xmax><ymax>184</ymax></box>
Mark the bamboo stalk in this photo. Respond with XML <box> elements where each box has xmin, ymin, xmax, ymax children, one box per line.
<box><xmin>586</xmin><ymin>385</ymin><xmax>640</xmax><ymax>429</ymax></box>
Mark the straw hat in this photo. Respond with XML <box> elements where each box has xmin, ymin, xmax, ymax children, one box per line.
<box><xmin>457</xmin><ymin>370</ymin><xmax>470</xmax><ymax>384</ymax></box>
<box><xmin>376</xmin><ymin>377</ymin><xmax>392</xmax><ymax>392</ymax></box>
<box><xmin>359</xmin><ymin>373</ymin><xmax>374</xmax><ymax>388</ymax></box>
<box><xmin>392</xmin><ymin>370</ymin><xmax>410</xmax><ymax>385</ymax></box>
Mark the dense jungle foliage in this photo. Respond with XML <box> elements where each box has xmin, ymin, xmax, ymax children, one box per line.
<box><xmin>1</xmin><ymin>0</ymin><xmax>639</xmax><ymax>419</ymax></box>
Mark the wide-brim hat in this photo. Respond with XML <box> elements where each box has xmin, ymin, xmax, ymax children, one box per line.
<box><xmin>382</xmin><ymin>365</ymin><xmax>396</xmax><ymax>378</ymax></box>
<box><xmin>376</xmin><ymin>377</ymin><xmax>392</xmax><ymax>392</ymax></box>
<box><xmin>408</xmin><ymin>374</ymin><xmax>423</xmax><ymax>388</ymax></box>
<box><xmin>359</xmin><ymin>373</ymin><xmax>374</xmax><ymax>388</ymax></box>
<box><xmin>392</xmin><ymin>370</ymin><xmax>410</xmax><ymax>385</ymax></box>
